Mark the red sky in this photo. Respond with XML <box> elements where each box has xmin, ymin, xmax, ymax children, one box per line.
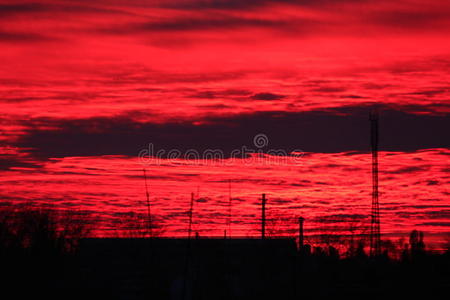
<box><xmin>0</xmin><ymin>0</ymin><xmax>449</xmax><ymax>247</ymax></box>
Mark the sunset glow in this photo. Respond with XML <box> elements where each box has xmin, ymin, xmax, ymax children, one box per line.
<box><xmin>1</xmin><ymin>0</ymin><xmax>449</xmax><ymax>248</ymax></box>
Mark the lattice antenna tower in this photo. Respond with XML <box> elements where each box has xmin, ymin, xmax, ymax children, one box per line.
<box><xmin>369</xmin><ymin>110</ymin><xmax>381</xmax><ymax>257</ymax></box>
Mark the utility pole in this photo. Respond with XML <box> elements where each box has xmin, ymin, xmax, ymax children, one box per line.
<box><xmin>261</xmin><ymin>193</ymin><xmax>266</xmax><ymax>240</ymax></box>
<box><xmin>298</xmin><ymin>217</ymin><xmax>305</xmax><ymax>250</ymax></box>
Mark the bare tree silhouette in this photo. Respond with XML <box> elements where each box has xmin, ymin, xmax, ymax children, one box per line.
<box><xmin>0</xmin><ymin>205</ymin><xmax>91</xmax><ymax>254</ymax></box>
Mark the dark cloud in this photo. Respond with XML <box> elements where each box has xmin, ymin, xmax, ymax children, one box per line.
<box><xmin>121</xmin><ymin>70</ymin><xmax>246</xmax><ymax>85</ymax></box>
<box><xmin>405</xmin><ymin>88</ymin><xmax>449</xmax><ymax>97</ymax></box>
<box><xmin>311</xmin><ymin>86</ymin><xmax>347</xmax><ymax>93</ymax></box>
<box><xmin>2</xmin><ymin>0</ymin><xmax>449</xmax><ymax>46</ymax></box>
<box><xmin>0</xmin><ymin>2</ymin><xmax>134</xmax><ymax>17</ymax></box>
<box><xmin>398</xmin><ymin>210</ymin><xmax>450</xmax><ymax>220</ymax></box>
<box><xmin>187</xmin><ymin>89</ymin><xmax>252</xmax><ymax>99</ymax></box>
<box><xmin>339</xmin><ymin>94</ymin><xmax>365</xmax><ymax>99</ymax></box>
<box><xmin>162</xmin><ymin>0</ymin><xmax>450</xmax><ymax>32</ymax></box>
<box><xmin>98</xmin><ymin>0</ymin><xmax>450</xmax><ymax>37</ymax></box>
<box><xmin>385</xmin><ymin>166</ymin><xmax>429</xmax><ymax>175</ymax></box>
<box><xmin>146</xmin><ymin>17</ymin><xmax>286</xmax><ymax>31</ymax></box>
<box><xmin>372</xmin><ymin>9</ymin><xmax>450</xmax><ymax>31</ymax></box>
<box><xmin>161</xmin><ymin>0</ymin><xmax>366</xmax><ymax>11</ymax></box>
<box><xmin>99</xmin><ymin>16</ymin><xmax>294</xmax><ymax>35</ymax></box>
<box><xmin>426</xmin><ymin>180</ymin><xmax>440</xmax><ymax>186</ymax></box>
<box><xmin>162</xmin><ymin>0</ymin><xmax>273</xmax><ymax>10</ymax></box>
<box><xmin>0</xmin><ymin>3</ymin><xmax>46</xmax><ymax>16</ymax></box>
<box><xmin>14</xmin><ymin>106</ymin><xmax>450</xmax><ymax>159</ymax></box>
<box><xmin>0</xmin><ymin>157</ymin><xmax>41</xmax><ymax>170</ymax></box>
<box><xmin>419</xmin><ymin>222</ymin><xmax>450</xmax><ymax>227</ymax></box>
<box><xmin>250</xmin><ymin>92</ymin><xmax>286</xmax><ymax>101</ymax></box>
<box><xmin>312</xmin><ymin>213</ymin><xmax>367</xmax><ymax>224</ymax></box>
<box><xmin>196</xmin><ymin>197</ymin><xmax>210</xmax><ymax>203</ymax></box>
<box><xmin>195</xmin><ymin>104</ymin><xmax>233</xmax><ymax>110</ymax></box>
<box><xmin>0</xmin><ymin>30</ymin><xmax>57</xmax><ymax>43</ymax></box>
<box><xmin>189</xmin><ymin>91</ymin><xmax>217</xmax><ymax>99</ymax></box>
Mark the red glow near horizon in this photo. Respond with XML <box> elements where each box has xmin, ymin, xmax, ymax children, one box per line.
<box><xmin>0</xmin><ymin>0</ymin><xmax>449</xmax><ymax>248</ymax></box>
<box><xmin>2</xmin><ymin>149</ymin><xmax>449</xmax><ymax>246</ymax></box>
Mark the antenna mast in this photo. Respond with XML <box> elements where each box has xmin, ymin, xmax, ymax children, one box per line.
<box><xmin>228</xmin><ymin>179</ymin><xmax>232</xmax><ymax>238</ymax></box>
<box><xmin>370</xmin><ymin>110</ymin><xmax>381</xmax><ymax>256</ymax></box>
<box><xmin>143</xmin><ymin>168</ymin><xmax>153</xmax><ymax>238</ymax></box>
<box><xmin>188</xmin><ymin>192</ymin><xmax>195</xmax><ymax>239</ymax></box>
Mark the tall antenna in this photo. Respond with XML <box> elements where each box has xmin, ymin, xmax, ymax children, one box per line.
<box><xmin>143</xmin><ymin>168</ymin><xmax>153</xmax><ymax>238</ymax></box>
<box><xmin>228</xmin><ymin>179</ymin><xmax>232</xmax><ymax>238</ymax></box>
<box><xmin>183</xmin><ymin>192</ymin><xmax>196</xmax><ymax>300</ymax></box>
<box><xmin>188</xmin><ymin>192</ymin><xmax>195</xmax><ymax>239</ymax></box>
<box><xmin>370</xmin><ymin>110</ymin><xmax>381</xmax><ymax>257</ymax></box>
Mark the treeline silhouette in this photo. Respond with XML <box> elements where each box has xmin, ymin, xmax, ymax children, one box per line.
<box><xmin>0</xmin><ymin>205</ymin><xmax>449</xmax><ymax>299</ymax></box>
<box><xmin>0</xmin><ymin>205</ymin><xmax>90</xmax><ymax>299</ymax></box>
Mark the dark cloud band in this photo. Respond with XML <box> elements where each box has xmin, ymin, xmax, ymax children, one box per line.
<box><xmin>15</xmin><ymin>106</ymin><xmax>450</xmax><ymax>159</ymax></box>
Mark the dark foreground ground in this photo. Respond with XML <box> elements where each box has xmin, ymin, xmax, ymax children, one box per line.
<box><xmin>2</xmin><ymin>237</ymin><xmax>450</xmax><ymax>300</ymax></box>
